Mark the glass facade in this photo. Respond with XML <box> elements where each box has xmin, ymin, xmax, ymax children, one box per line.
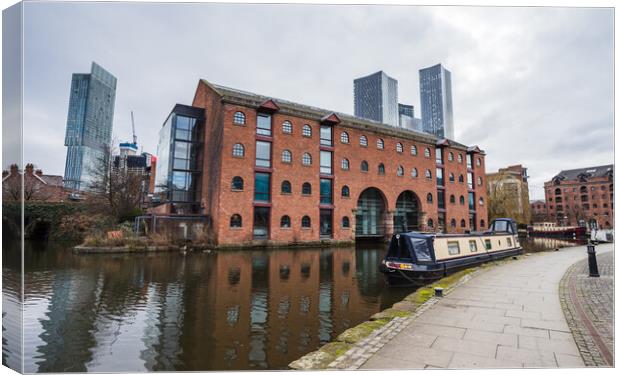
<box><xmin>419</xmin><ymin>64</ymin><xmax>454</xmax><ymax>139</ymax></box>
<box><xmin>63</xmin><ymin>62</ymin><xmax>117</xmax><ymax>191</ymax></box>
<box><xmin>254</xmin><ymin>173</ymin><xmax>271</xmax><ymax>202</ymax></box>
<box><xmin>353</xmin><ymin>71</ymin><xmax>399</xmax><ymax>127</ymax></box>
<box><xmin>320</xmin><ymin>179</ymin><xmax>332</xmax><ymax>204</ymax></box>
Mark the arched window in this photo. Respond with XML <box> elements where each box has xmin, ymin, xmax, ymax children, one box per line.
<box><xmin>281</xmin><ymin>180</ymin><xmax>292</xmax><ymax>194</ymax></box>
<box><xmin>424</xmin><ymin>148</ymin><xmax>431</xmax><ymax>158</ymax></box>
<box><xmin>555</xmin><ymin>188</ymin><xmax>562</xmax><ymax>195</ymax></box>
<box><xmin>448</xmin><ymin>152</ymin><xmax>454</xmax><ymax>162</ymax></box>
<box><xmin>425</xmin><ymin>169</ymin><xmax>432</xmax><ymax>179</ymax></box>
<box><xmin>378</xmin><ymin>163</ymin><xmax>385</xmax><ymax>175</ymax></box>
<box><xmin>233</xmin><ymin>111</ymin><xmax>246</xmax><ymax>125</ymax></box>
<box><xmin>411</xmin><ymin>145</ymin><xmax>418</xmax><ymax>156</ymax></box>
<box><xmin>230</xmin><ymin>214</ymin><xmax>242</xmax><ymax>228</ymax></box>
<box><xmin>342</xmin><ymin>216</ymin><xmax>350</xmax><ymax>228</ymax></box>
<box><xmin>477</xmin><ymin>176</ymin><xmax>482</xmax><ymax>186</ymax></box>
<box><xmin>580</xmin><ymin>186</ymin><xmax>587</xmax><ymax>194</ymax></box>
<box><xmin>480</xmin><ymin>219</ymin><xmax>486</xmax><ymax>229</ymax></box>
<box><xmin>449</xmin><ymin>173</ymin><xmax>455</xmax><ymax>182</ymax></box>
<box><xmin>450</xmin><ymin>219</ymin><xmax>456</xmax><ymax>228</ymax></box>
<box><xmin>458</xmin><ymin>174</ymin><xmax>464</xmax><ymax>183</ymax></box>
<box><xmin>281</xmin><ymin>150</ymin><xmax>292</xmax><ymax>163</ymax></box>
<box><xmin>361</xmin><ymin>160</ymin><xmax>369</xmax><ymax>172</ymax></box>
<box><xmin>231</xmin><ymin>176</ymin><xmax>244</xmax><ymax>190</ymax></box>
<box><xmin>396</xmin><ymin>143</ymin><xmax>403</xmax><ymax>153</ymax></box>
<box><xmin>302</xmin><ymin>182</ymin><xmax>312</xmax><ymax>195</ymax></box>
<box><xmin>478</xmin><ymin>197</ymin><xmax>484</xmax><ymax>206</ymax></box>
<box><xmin>341</xmin><ymin>185</ymin><xmax>350</xmax><ymax>197</ymax></box>
<box><xmin>450</xmin><ymin>194</ymin><xmax>455</xmax><ymax>204</ymax></box>
<box><xmin>411</xmin><ymin>168</ymin><xmax>418</xmax><ymax>178</ymax></box>
<box><xmin>232</xmin><ymin>143</ymin><xmax>245</xmax><ymax>157</ymax></box>
<box><xmin>377</xmin><ymin>138</ymin><xmax>384</xmax><ymax>149</ymax></box>
<box><xmin>459</xmin><ymin>195</ymin><xmax>465</xmax><ymax>205</ymax></box>
<box><xmin>427</xmin><ymin>193</ymin><xmax>433</xmax><ymax>203</ymax></box>
<box><xmin>301</xmin><ymin>215</ymin><xmax>311</xmax><ymax>228</ymax></box>
<box><xmin>302</xmin><ymin>152</ymin><xmax>312</xmax><ymax>165</ymax></box>
<box><xmin>458</xmin><ymin>154</ymin><xmax>463</xmax><ymax>163</ymax></box>
<box><xmin>340</xmin><ymin>131</ymin><xmax>349</xmax><ymax>144</ymax></box>
<box><xmin>282</xmin><ymin>120</ymin><xmax>293</xmax><ymax>134</ymax></box>
<box><xmin>461</xmin><ymin>219</ymin><xmax>467</xmax><ymax>228</ymax></box>
<box><xmin>427</xmin><ymin>218</ymin><xmax>434</xmax><ymax>228</ymax></box>
<box><xmin>341</xmin><ymin>158</ymin><xmax>350</xmax><ymax>170</ymax></box>
<box><xmin>302</xmin><ymin>124</ymin><xmax>312</xmax><ymax>137</ymax></box>
<box><xmin>280</xmin><ymin>215</ymin><xmax>291</xmax><ymax>228</ymax></box>
<box><xmin>397</xmin><ymin>165</ymin><xmax>404</xmax><ymax>176</ymax></box>
<box><xmin>360</xmin><ymin>135</ymin><xmax>368</xmax><ymax>147</ymax></box>
<box><xmin>476</xmin><ymin>158</ymin><xmax>481</xmax><ymax>167</ymax></box>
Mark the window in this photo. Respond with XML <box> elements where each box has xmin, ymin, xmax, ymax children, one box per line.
<box><xmin>378</xmin><ymin>163</ymin><xmax>385</xmax><ymax>175</ymax></box>
<box><xmin>320</xmin><ymin>179</ymin><xmax>332</xmax><ymax>204</ymax></box>
<box><xmin>507</xmin><ymin>237</ymin><xmax>513</xmax><ymax>247</ymax></box>
<box><xmin>281</xmin><ymin>150</ymin><xmax>292</xmax><ymax>163</ymax></box>
<box><xmin>257</xmin><ymin>113</ymin><xmax>272</xmax><ymax>136</ymax></box>
<box><xmin>280</xmin><ymin>215</ymin><xmax>291</xmax><ymax>228</ymax></box>
<box><xmin>377</xmin><ymin>138</ymin><xmax>384</xmax><ymax>149</ymax></box>
<box><xmin>253</xmin><ymin>207</ymin><xmax>270</xmax><ymax>239</ymax></box>
<box><xmin>361</xmin><ymin>160</ymin><xmax>369</xmax><ymax>172</ymax></box>
<box><xmin>480</xmin><ymin>220</ymin><xmax>485</xmax><ymax>229</ymax></box>
<box><xmin>448</xmin><ymin>241</ymin><xmax>460</xmax><ymax>255</ymax></box>
<box><xmin>233</xmin><ymin>111</ymin><xmax>246</xmax><ymax>125</ymax></box>
<box><xmin>232</xmin><ymin>143</ymin><xmax>245</xmax><ymax>157</ymax></box>
<box><xmin>476</xmin><ymin>158</ymin><xmax>481</xmax><ymax>167</ymax></box>
<box><xmin>175</xmin><ymin>116</ymin><xmax>197</xmax><ymax>140</ymax></box>
<box><xmin>425</xmin><ymin>169</ymin><xmax>432</xmax><ymax>179</ymax></box>
<box><xmin>424</xmin><ymin>148</ymin><xmax>431</xmax><ymax>158</ymax></box>
<box><xmin>461</xmin><ymin>219</ymin><xmax>466</xmax><ymax>228</ymax></box>
<box><xmin>397</xmin><ymin>165</ymin><xmax>404</xmax><ymax>176</ymax></box>
<box><xmin>477</xmin><ymin>176</ymin><xmax>482</xmax><ymax>186</ymax></box>
<box><xmin>411</xmin><ymin>145</ymin><xmax>418</xmax><ymax>155</ymax></box>
<box><xmin>254</xmin><ymin>173</ymin><xmax>271</xmax><ymax>202</ymax></box>
<box><xmin>341</xmin><ymin>185</ymin><xmax>350</xmax><ymax>197</ymax></box>
<box><xmin>341</xmin><ymin>158</ymin><xmax>350</xmax><ymax>170</ymax></box>
<box><xmin>232</xmin><ymin>176</ymin><xmax>244</xmax><ymax>190</ymax></box>
<box><xmin>230</xmin><ymin>214</ymin><xmax>242</xmax><ymax>228</ymax></box>
<box><xmin>396</xmin><ymin>143</ymin><xmax>403</xmax><ymax>153</ymax></box>
<box><xmin>459</xmin><ymin>174</ymin><xmax>464</xmax><ymax>183</ymax></box>
<box><xmin>449</xmin><ymin>173</ymin><xmax>455</xmax><ymax>182</ymax></box>
<box><xmin>468</xmin><ymin>192</ymin><xmax>475</xmax><ymax>210</ymax></box>
<box><xmin>435</xmin><ymin>148</ymin><xmax>443</xmax><ymax>164</ymax></box>
<box><xmin>281</xmin><ymin>180</ymin><xmax>292</xmax><ymax>194</ymax></box>
<box><xmin>478</xmin><ymin>197</ymin><xmax>484</xmax><ymax>206</ymax></box>
<box><xmin>256</xmin><ymin>141</ymin><xmax>271</xmax><ymax>167</ymax></box>
<box><xmin>484</xmin><ymin>239</ymin><xmax>492</xmax><ymax>250</ymax></box>
<box><xmin>467</xmin><ymin>172</ymin><xmax>473</xmax><ymax>189</ymax></box>
<box><xmin>427</xmin><ymin>219</ymin><xmax>434</xmax><ymax>228</ymax></box>
<box><xmin>436</xmin><ymin>168</ymin><xmax>444</xmax><ymax>186</ymax></box>
<box><xmin>411</xmin><ymin>168</ymin><xmax>418</xmax><ymax>178</ymax></box>
<box><xmin>342</xmin><ymin>216</ymin><xmax>350</xmax><ymax>228</ymax></box>
<box><xmin>437</xmin><ymin>190</ymin><xmax>445</xmax><ymax>209</ymax></box>
<box><xmin>450</xmin><ymin>219</ymin><xmax>456</xmax><ymax>228</ymax></box>
<box><xmin>340</xmin><ymin>131</ymin><xmax>349</xmax><ymax>144</ymax></box>
<box><xmin>458</xmin><ymin>154</ymin><xmax>463</xmax><ymax>163</ymax></box>
<box><xmin>302</xmin><ymin>124</ymin><xmax>312</xmax><ymax>137</ymax></box>
<box><xmin>448</xmin><ymin>152</ymin><xmax>454</xmax><ymax>162</ymax></box>
<box><xmin>427</xmin><ymin>193</ymin><xmax>433</xmax><ymax>203</ymax></box>
<box><xmin>469</xmin><ymin>240</ymin><xmax>478</xmax><ymax>252</ymax></box>
<box><xmin>302</xmin><ymin>182</ymin><xmax>312</xmax><ymax>195</ymax></box>
<box><xmin>449</xmin><ymin>194</ymin><xmax>455</xmax><ymax>204</ymax></box>
<box><xmin>467</xmin><ymin>154</ymin><xmax>473</xmax><ymax>169</ymax></box>
<box><xmin>360</xmin><ymin>135</ymin><xmax>368</xmax><ymax>146</ymax></box>
<box><xmin>282</xmin><ymin>120</ymin><xmax>292</xmax><ymax>134</ymax></box>
<box><xmin>302</xmin><ymin>152</ymin><xmax>312</xmax><ymax>166</ymax></box>
<box><xmin>459</xmin><ymin>195</ymin><xmax>465</xmax><ymax>205</ymax></box>
<box><xmin>320</xmin><ymin>125</ymin><xmax>332</xmax><ymax>146</ymax></box>
<box><xmin>320</xmin><ymin>151</ymin><xmax>332</xmax><ymax>174</ymax></box>
<box><xmin>301</xmin><ymin>216</ymin><xmax>311</xmax><ymax>228</ymax></box>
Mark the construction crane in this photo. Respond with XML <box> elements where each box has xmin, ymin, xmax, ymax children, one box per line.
<box><xmin>130</xmin><ymin>110</ymin><xmax>137</xmax><ymax>146</ymax></box>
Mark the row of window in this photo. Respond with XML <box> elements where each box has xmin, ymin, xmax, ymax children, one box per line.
<box><xmin>425</xmin><ymin>218</ymin><xmax>486</xmax><ymax>230</ymax></box>
<box><xmin>232</xmin><ymin>176</ymin><xmax>350</xmax><ymax>197</ymax></box>
<box><xmin>552</xmin><ymin>184</ymin><xmax>613</xmax><ymax>195</ymax></box>
<box><xmin>232</xmin><ymin>111</ymin><xmax>483</xmax><ymax>166</ymax></box>
<box><xmin>230</xmin><ymin>214</ymin><xmax>350</xmax><ymax>229</ymax></box>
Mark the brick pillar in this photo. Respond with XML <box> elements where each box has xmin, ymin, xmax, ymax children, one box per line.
<box><xmin>384</xmin><ymin>210</ymin><xmax>395</xmax><ymax>238</ymax></box>
<box><xmin>351</xmin><ymin>209</ymin><xmax>358</xmax><ymax>241</ymax></box>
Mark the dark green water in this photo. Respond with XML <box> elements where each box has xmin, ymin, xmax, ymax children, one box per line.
<box><xmin>1</xmin><ymin>236</ymin><xmax>582</xmax><ymax>372</ymax></box>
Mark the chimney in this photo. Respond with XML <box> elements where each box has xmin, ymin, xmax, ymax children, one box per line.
<box><xmin>25</xmin><ymin>163</ymin><xmax>34</xmax><ymax>175</ymax></box>
<box><xmin>35</xmin><ymin>169</ymin><xmax>43</xmax><ymax>177</ymax></box>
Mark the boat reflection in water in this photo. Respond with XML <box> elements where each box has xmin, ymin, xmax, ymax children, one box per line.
<box><xmin>520</xmin><ymin>236</ymin><xmax>587</xmax><ymax>253</ymax></box>
<box><xmin>2</xmin><ymin>241</ymin><xmax>414</xmax><ymax>372</ymax></box>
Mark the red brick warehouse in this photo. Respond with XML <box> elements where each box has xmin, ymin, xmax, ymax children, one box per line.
<box><xmin>153</xmin><ymin>79</ymin><xmax>489</xmax><ymax>247</ymax></box>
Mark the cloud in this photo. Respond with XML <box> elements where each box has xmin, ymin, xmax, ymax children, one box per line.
<box><xmin>18</xmin><ymin>3</ymin><xmax>613</xmax><ymax>201</ymax></box>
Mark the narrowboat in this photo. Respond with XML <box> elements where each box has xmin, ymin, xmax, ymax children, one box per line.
<box><xmin>379</xmin><ymin>218</ymin><xmax>522</xmax><ymax>286</ymax></box>
<box><xmin>527</xmin><ymin>222</ymin><xmax>586</xmax><ymax>238</ymax></box>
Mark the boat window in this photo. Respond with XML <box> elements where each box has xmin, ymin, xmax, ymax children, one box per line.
<box><xmin>493</xmin><ymin>220</ymin><xmax>510</xmax><ymax>233</ymax></box>
<box><xmin>469</xmin><ymin>240</ymin><xmax>478</xmax><ymax>252</ymax></box>
<box><xmin>448</xmin><ymin>241</ymin><xmax>460</xmax><ymax>255</ymax></box>
<box><xmin>409</xmin><ymin>237</ymin><xmax>432</xmax><ymax>261</ymax></box>
<box><xmin>484</xmin><ymin>239</ymin><xmax>492</xmax><ymax>250</ymax></box>
<box><xmin>507</xmin><ymin>237</ymin><xmax>512</xmax><ymax>247</ymax></box>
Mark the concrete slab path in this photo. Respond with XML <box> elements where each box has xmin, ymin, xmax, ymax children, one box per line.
<box><xmin>357</xmin><ymin>243</ymin><xmax>614</xmax><ymax>369</ymax></box>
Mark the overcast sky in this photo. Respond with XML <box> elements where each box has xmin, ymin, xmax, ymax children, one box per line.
<box><xmin>11</xmin><ymin>2</ymin><xmax>614</xmax><ymax>199</ymax></box>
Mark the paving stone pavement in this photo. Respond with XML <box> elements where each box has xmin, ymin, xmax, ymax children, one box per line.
<box><xmin>329</xmin><ymin>243</ymin><xmax>614</xmax><ymax>370</ymax></box>
<box><xmin>559</xmin><ymin>250</ymin><xmax>614</xmax><ymax>366</ymax></box>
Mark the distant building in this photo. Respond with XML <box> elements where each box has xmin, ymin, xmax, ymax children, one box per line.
<box><xmin>398</xmin><ymin>103</ymin><xmax>414</xmax><ymax>130</ymax></box>
<box><xmin>113</xmin><ymin>144</ymin><xmax>156</xmax><ymax>208</ymax></box>
<box><xmin>544</xmin><ymin>165</ymin><xmax>613</xmax><ymax>229</ymax></box>
<box><xmin>486</xmin><ymin>165</ymin><xmax>531</xmax><ymax>225</ymax></box>
<box><xmin>2</xmin><ymin>164</ymin><xmax>66</xmax><ymax>202</ymax></box>
<box><xmin>412</xmin><ymin>117</ymin><xmax>423</xmax><ymax>132</ymax></box>
<box><xmin>419</xmin><ymin>63</ymin><xmax>454</xmax><ymax>139</ymax></box>
<box><xmin>63</xmin><ymin>62</ymin><xmax>117</xmax><ymax>191</ymax></box>
<box><xmin>530</xmin><ymin>199</ymin><xmax>549</xmax><ymax>223</ymax></box>
<box><xmin>353</xmin><ymin>71</ymin><xmax>399</xmax><ymax>127</ymax></box>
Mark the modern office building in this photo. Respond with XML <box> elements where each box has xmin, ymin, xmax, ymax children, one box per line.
<box><xmin>398</xmin><ymin>103</ymin><xmax>414</xmax><ymax>130</ymax></box>
<box><xmin>413</xmin><ymin>117</ymin><xmax>423</xmax><ymax>132</ymax></box>
<box><xmin>353</xmin><ymin>71</ymin><xmax>399</xmax><ymax>127</ymax></box>
<box><xmin>152</xmin><ymin>79</ymin><xmax>489</xmax><ymax>247</ymax></box>
<box><xmin>544</xmin><ymin>165</ymin><xmax>614</xmax><ymax>229</ymax></box>
<box><xmin>419</xmin><ymin>63</ymin><xmax>454</xmax><ymax>139</ymax></box>
<box><xmin>63</xmin><ymin>62</ymin><xmax>117</xmax><ymax>191</ymax></box>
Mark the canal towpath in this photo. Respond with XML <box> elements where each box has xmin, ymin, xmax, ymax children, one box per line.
<box><xmin>328</xmin><ymin>243</ymin><xmax>614</xmax><ymax>369</ymax></box>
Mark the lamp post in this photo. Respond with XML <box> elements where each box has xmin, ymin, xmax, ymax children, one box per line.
<box><xmin>587</xmin><ymin>220</ymin><xmax>599</xmax><ymax>278</ymax></box>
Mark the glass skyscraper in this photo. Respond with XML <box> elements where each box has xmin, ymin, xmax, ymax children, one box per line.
<box><xmin>353</xmin><ymin>71</ymin><xmax>399</xmax><ymax>127</ymax></box>
<box><xmin>398</xmin><ymin>103</ymin><xmax>414</xmax><ymax>130</ymax></box>
<box><xmin>63</xmin><ymin>62</ymin><xmax>117</xmax><ymax>191</ymax></box>
<box><xmin>419</xmin><ymin>63</ymin><xmax>454</xmax><ymax>139</ymax></box>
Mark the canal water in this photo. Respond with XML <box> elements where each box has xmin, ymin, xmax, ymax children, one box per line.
<box><xmin>2</xmin><ymin>236</ymin><xmax>585</xmax><ymax>372</ymax></box>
